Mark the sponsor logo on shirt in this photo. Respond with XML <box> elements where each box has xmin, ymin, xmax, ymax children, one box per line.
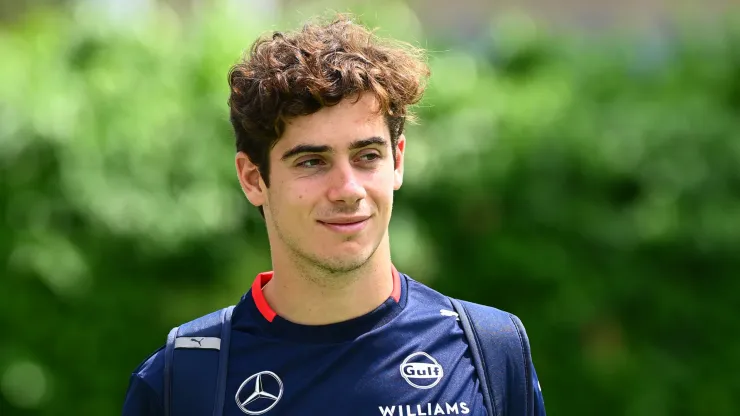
<box><xmin>235</xmin><ymin>371</ymin><xmax>283</xmax><ymax>415</ymax></box>
<box><xmin>387</xmin><ymin>353</ymin><xmax>468</xmax><ymax>415</ymax></box>
<box><xmin>400</xmin><ymin>352</ymin><xmax>444</xmax><ymax>389</ymax></box>
<box><xmin>378</xmin><ymin>402</ymin><xmax>470</xmax><ymax>415</ymax></box>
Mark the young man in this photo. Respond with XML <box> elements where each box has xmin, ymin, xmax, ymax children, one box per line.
<box><xmin>122</xmin><ymin>15</ymin><xmax>546</xmax><ymax>416</ymax></box>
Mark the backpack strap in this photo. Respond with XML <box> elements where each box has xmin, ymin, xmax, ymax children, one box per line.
<box><xmin>164</xmin><ymin>306</ymin><xmax>235</xmax><ymax>416</ymax></box>
<box><xmin>450</xmin><ymin>298</ymin><xmax>534</xmax><ymax>416</ymax></box>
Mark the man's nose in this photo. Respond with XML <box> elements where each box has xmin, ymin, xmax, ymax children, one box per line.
<box><xmin>326</xmin><ymin>163</ymin><xmax>367</xmax><ymax>204</ymax></box>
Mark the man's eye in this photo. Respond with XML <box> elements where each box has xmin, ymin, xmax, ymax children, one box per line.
<box><xmin>297</xmin><ymin>158</ymin><xmax>324</xmax><ymax>168</ymax></box>
<box><xmin>358</xmin><ymin>153</ymin><xmax>381</xmax><ymax>162</ymax></box>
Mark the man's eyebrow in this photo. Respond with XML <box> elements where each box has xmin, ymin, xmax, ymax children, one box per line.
<box><xmin>280</xmin><ymin>137</ymin><xmax>387</xmax><ymax>161</ymax></box>
<box><xmin>280</xmin><ymin>144</ymin><xmax>331</xmax><ymax>161</ymax></box>
<box><xmin>349</xmin><ymin>136</ymin><xmax>387</xmax><ymax>150</ymax></box>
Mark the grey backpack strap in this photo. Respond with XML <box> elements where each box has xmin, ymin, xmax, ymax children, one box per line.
<box><xmin>164</xmin><ymin>306</ymin><xmax>235</xmax><ymax>416</ymax></box>
<box><xmin>450</xmin><ymin>298</ymin><xmax>534</xmax><ymax>416</ymax></box>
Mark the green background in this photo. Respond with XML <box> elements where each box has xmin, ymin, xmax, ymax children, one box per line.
<box><xmin>1</xmin><ymin>1</ymin><xmax>739</xmax><ymax>415</ymax></box>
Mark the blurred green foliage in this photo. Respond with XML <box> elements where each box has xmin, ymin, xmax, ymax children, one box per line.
<box><xmin>1</xmin><ymin>1</ymin><xmax>740</xmax><ymax>415</ymax></box>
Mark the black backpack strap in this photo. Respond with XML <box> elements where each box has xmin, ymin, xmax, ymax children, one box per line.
<box><xmin>450</xmin><ymin>298</ymin><xmax>534</xmax><ymax>416</ymax></box>
<box><xmin>164</xmin><ymin>305</ymin><xmax>235</xmax><ymax>416</ymax></box>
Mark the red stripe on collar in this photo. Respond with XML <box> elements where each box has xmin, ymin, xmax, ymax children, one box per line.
<box><xmin>251</xmin><ymin>265</ymin><xmax>402</xmax><ymax>323</ymax></box>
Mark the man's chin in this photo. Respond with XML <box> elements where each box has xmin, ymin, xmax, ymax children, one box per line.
<box><xmin>309</xmin><ymin>249</ymin><xmax>374</xmax><ymax>275</ymax></box>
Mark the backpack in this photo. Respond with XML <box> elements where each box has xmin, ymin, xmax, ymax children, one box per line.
<box><xmin>163</xmin><ymin>299</ymin><xmax>540</xmax><ymax>416</ymax></box>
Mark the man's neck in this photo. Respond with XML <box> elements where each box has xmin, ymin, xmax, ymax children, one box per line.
<box><xmin>261</xmin><ymin>247</ymin><xmax>395</xmax><ymax>326</ymax></box>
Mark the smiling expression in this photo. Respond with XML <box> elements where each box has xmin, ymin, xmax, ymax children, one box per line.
<box><xmin>237</xmin><ymin>93</ymin><xmax>405</xmax><ymax>274</ymax></box>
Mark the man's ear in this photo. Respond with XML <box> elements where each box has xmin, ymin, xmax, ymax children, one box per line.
<box><xmin>394</xmin><ymin>134</ymin><xmax>406</xmax><ymax>191</ymax></box>
<box><xmin>236</xmin><ymin>152</ymin><xmax>266</xmax><ymax>207</ymax></box>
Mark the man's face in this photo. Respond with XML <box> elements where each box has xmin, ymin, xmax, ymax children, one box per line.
<box><xmin>238</xmin><ymin>93</ymin><xmax>405</xmax><ymax>274</ymax></box>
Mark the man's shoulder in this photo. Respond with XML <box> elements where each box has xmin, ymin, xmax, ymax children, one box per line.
<box><xmin>132</xmin><ymin>304</ymin><xmax>236</xmax><ymax>374</ymax></box>
<box><xmin>130</xmin><ymin>345</ymin><xmax>166</xmax><ymax>394</ymax></box>
<box><xmin>123</xmin><ymin>304</ymin><xmax>243</xmax><ymax>415</ymax></box>
<box><xmin>402</xmin><ymin>272</ymin><xmax>520</xmax><ymax>320</ymax></box>
<box><xmin>122</xmin><ymin>344</ymin><xmax>166</xmax><ymax>415</ymax></box>
<box><xmin>126</xmin><ymin>305</ymin><xmax>231</xmax><ymax>401</ymax></box>
<box><xmin>402</xmin><ymin>272</ymin><xmax>450</xmax><ymax>302</ymax></box>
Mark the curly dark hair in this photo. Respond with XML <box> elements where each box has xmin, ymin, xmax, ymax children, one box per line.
<box><xmin>227</xmin><ymin>14</ymin><xmax>430</xmax><ymax>187</ymax></box>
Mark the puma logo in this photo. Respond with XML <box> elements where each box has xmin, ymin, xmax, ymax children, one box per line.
<box><xmin>190</xmin><ymin>337</ymin><xmax>204</xmax><ymax>346</ymax></box>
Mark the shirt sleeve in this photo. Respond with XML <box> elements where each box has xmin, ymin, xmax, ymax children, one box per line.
<box><xmin>530</xmin><ymin>361</ymin><xmax>546</xmax><ymax>416</ymax></box>
<box><xmin>122</xmin><ymin>346</ymin><xmax>166</xmax><ymax>416</ymax></box>
<box><xmin>122</xmin><ymin>374</ymin><xmax>164</xmax><ymax>416</ymax></box>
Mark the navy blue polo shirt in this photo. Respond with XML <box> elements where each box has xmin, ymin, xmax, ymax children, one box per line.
<box><xmin>122</xmin><ymin>268</ymin><xmax>543</xmax><ymax>415</ymax></box>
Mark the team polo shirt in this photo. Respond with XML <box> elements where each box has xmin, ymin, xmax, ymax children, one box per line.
<box><xmin>123</xmin><ymin>268</ymin><xmax>489</xmax><ymax>415</ymax></box>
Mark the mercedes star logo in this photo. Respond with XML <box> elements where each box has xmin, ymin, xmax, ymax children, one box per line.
<box><xmin>235</xmin><ymin>371</ymin><xmax>284</xmax><ymax>415</ymax></box>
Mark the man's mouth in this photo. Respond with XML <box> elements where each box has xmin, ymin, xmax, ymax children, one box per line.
<box><xmin>318</xmin><ymin>216</ymin><xmax>370</xmax><ymax>233</ymax></box>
